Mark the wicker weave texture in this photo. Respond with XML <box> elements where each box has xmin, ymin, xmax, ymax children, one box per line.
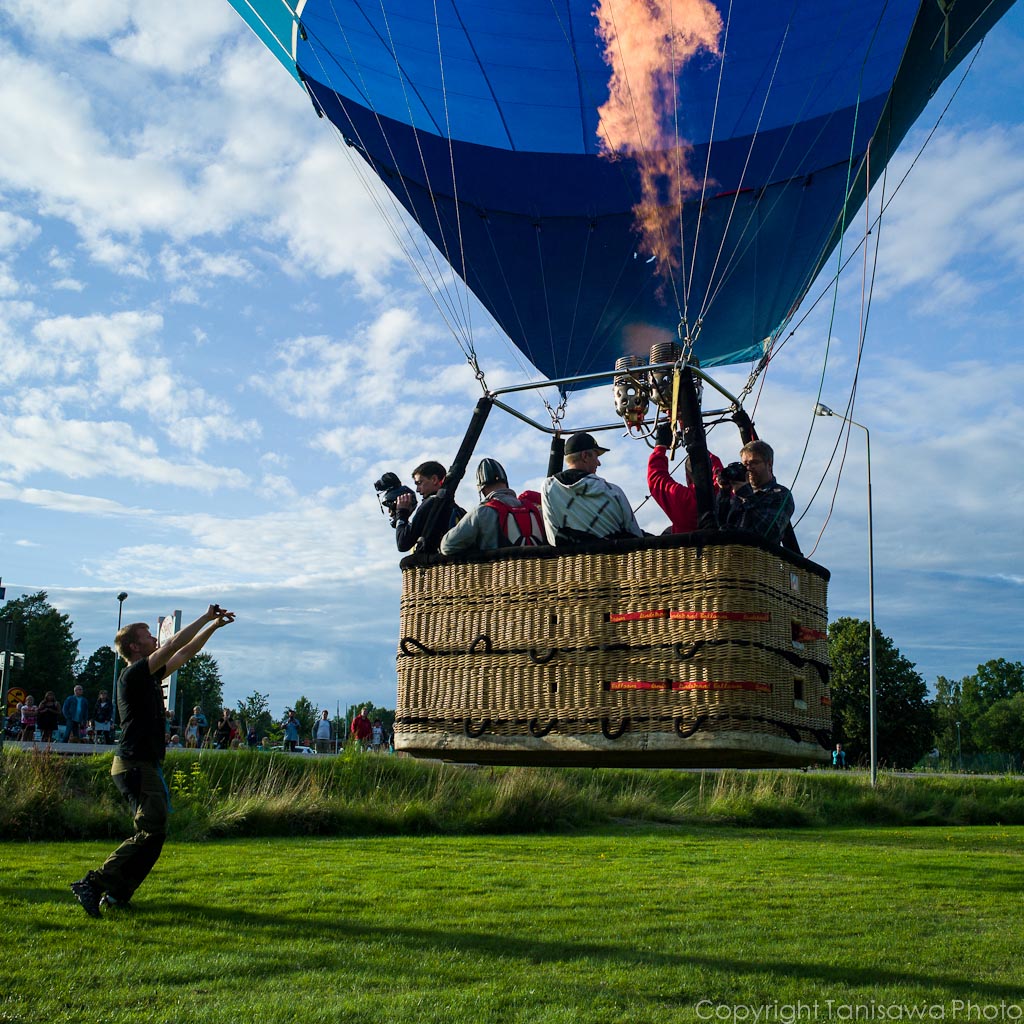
<box><xmin>396</xmin><ymin>540</ymin><xmax>830</xmax><ymax>765</ymax></box>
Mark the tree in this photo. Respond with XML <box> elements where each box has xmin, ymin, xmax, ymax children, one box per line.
<box><xmin>828</xmin><ymin>617</ymin><xmax>934</xmax><ymax>769</ymax></box>
<box><xmin>932</xmin><ymin>675</ymin><xmax>963</xmax><ymax>762</ymax></box>
<box><xmin>76</xmin><ymin>646</ymin><xmax>116</xmax><ymax>705</ymax></box>
<box><xmin>0</xmin><ymin>592</ymin><xmax>79</xmax><ymax>700</ymax></box>
<box><xmin>973</xmin><ymin>692</ymin><xmax>1024</xmax><ymax>759</ymax></box>
<box><xmin>236</xmin><ymin>690</ymin><xmax>273</xmax><ymax>740</ymax></box>
<box><xmin>958</xmin><ymin>659</ymin><xmax>1024</xmax><ymax>752</ymax></box>
<box><xmin>174</xmin><ymin>653</ymin><xmax>224</xmax><ymax>726</ymax></box>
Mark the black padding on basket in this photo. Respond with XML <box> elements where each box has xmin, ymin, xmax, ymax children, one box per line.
<box><xmin>529</xmin><ymin>718</ymin><xmax>556</xmax><ymax>737</ymax></box>
<box><xmin>676</xmin><ymin>711</ymin><xmax>809</xmax><ymax>745</ymax></box>
<box><xmin>529</xmin><ymin>648</ymin><xmax>558</xmax><ymax>664</ymax></box>
<box><xmin>675</xmin><ymin>714</ymin><xmax>709</xmax><ymax>738</ymax></box>
<box><xmin>402</xmin><ymin>528</ymin><xmax>830</xmax><ymax>581</ymax></box>
<box><xmin>468</xmin><ymin>635</ymin><xmax>493</xmax><ymax>654</ymax></box>
<box><xmin>601</xmin><ymin>717</ymin><xmax>630</xmax><ymax>739</ymax></box>
<box><xmin>814</xmin><ymin>729</ymin><xmax>834</xmax><ymax>750</ymax></box>
<box><xmin>672</xmin><ymin>636</ymin><xmax>830</xmax><ymax>685</ymax></box>
<box><xmin>399</xmin><ymin>637</ymin><xmax>434</xmax><ymax>657</ymax></box>
<box><xmin>464</xmin><ymin>718</ymin><xmax>491</xmax><ymax>738</ymax></box>
<box><xmin>674</xmin><ymin>639</ymin><xmax>707</xmax><ymax>660</ymax></box>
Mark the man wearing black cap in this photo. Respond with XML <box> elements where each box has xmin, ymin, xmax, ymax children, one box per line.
<box><xmin>541</xmin><ymin>432</ymin><xmax>642</xmax><ymax>545</ymax></box>
<box><xmin>440</xmin><ymin>458</ymin><xmax>545</xmax><ymax>554</ymax></box>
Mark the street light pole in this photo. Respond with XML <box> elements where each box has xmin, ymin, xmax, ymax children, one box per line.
<box><xmin>112</xmin><ymin>592</ymin><xmax>128</xmax><ymax>727</ymax></box>
<box><xmin>955</xmin><ymin>720</ymin><xmax>962</xmax><ymax>773</ymax></box>
<box><xmin>815</xmin><ymin>403</ymin><xmax>877</xmax><ymax>787</ymax></box>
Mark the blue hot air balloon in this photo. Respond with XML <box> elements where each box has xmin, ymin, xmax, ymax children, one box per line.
<box><xmin>225</xmin><ymin>1</ymin><xmax>1017</xmax><ymax>768</ymax></box>
<box><xmin>227</xmin><ymin>0</ymin><xmax>1014</xmax><ymax>385</ymax></box>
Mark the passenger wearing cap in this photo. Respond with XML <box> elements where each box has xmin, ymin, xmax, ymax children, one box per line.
<box><xmin>541</xmin><ymin>432</ymin><xmax>643</xmax><ymax>545</ymax></box>
<box><xmin>647</xmin><ymin>422</ymin><xmax>724</xmax><ymax>534</ymax></box>
<box><xmin>439</xmin><ymin>459</ymin><xmax>545</xmax><ymax>555</ymax></box>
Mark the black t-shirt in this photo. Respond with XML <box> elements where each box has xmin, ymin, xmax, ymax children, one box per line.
<box><xmin>115</xmin><ymin>658</ymin><xmax>167</xmax><ymax>761</ymax></box>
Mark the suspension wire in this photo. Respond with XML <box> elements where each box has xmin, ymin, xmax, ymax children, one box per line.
<box><xmin>534</xmin><ymin>223</ymin><xmax>561</xmax><ymax>381</ymax></box>
<box><xmin>782</xmin><ymin>3</ymin><xmax>893</xmax><ymax>500</ymax></box>
<box><xmin>571</xmin><ymin>237</ymin><xmax>651</xmax><ymax>374</ymax></box>
<box><xmin>590</xmin><ymin>0</ymin><xmax>686</xmax><ymax>320</ymax></box>
<box><xmin>802</xmin><ymin>142</ymin><xmax>882</xmax><ymax>557</ymax></box>
<box><xmin>763</xmin><ymin>37</ymin><xmax>986</xmax><ymax>369</ymax></box>
<box><xmin>683</xmin><ymin>0</ymin><xmax>733</xmax><ymax>310</ymax></box>
<box><xmin>694</xmin><ymin>14</ymin><xmax>795</xmax><ymax>322</ymax></box>
<box><xmin>308</xmin><ymin>1</ymin><xmax>479</xmax><ymax>360</ymax></box>
<box><xmin>372</xmin><ymin>0</ymin><xmax>476</xmax><ymax>339</ymax></box>
<box><xmin>704</xmin><ymin>10</ymin><xmax>900</xmax><ymax>332</ymax></box>
<box><xmin>566</xmin><ymin>221</ymin><xmax>596</xmax><ymax>368</ymax></box>
<box><xmin>697</xmin><ymin>0</ymin><xmax>865</xmax><ymax>322</ymax></box>
<box><xmin>431</xmin><ymin>0</ymin><xmax>476</xmax><ymax>341</ymax></box>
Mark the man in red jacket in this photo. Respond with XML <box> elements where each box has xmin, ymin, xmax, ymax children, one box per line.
<box><xmin>350</xmin><ymin>708</ymin><xmax>373</xmax><ymax>749</ymax></box>
<box><xmin>647</xmin><ymin>423</ymin><xmax>723</xmax><ymax>534</ymax></box>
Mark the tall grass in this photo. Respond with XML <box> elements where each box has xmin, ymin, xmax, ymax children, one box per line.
<box><xmin>2</xmin><ymin>747</ymin><xmax>1023</xmax><ymax>841</ymax></box>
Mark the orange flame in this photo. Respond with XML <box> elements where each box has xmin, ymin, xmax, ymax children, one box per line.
<box><xmin>595</xmin><ymin>0</ymin><xmax>722</xmax><ymax>278</ymax></box>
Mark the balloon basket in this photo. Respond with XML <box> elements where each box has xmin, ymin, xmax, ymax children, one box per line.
<box><xmin>395</xmin><ymin>531</ymin><xmax>831</xmax><ymax>768</ymax></box>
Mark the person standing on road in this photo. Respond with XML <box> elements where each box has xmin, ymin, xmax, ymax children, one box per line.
<box><xmin>313</xmin><ymin>709</ymin><xmax>333</xmax><ymax>754</ymax></box>
<box><xmin>69</xmin><ymin>604</ymin><xmax>235</xmax><ymax>918</ymax></box>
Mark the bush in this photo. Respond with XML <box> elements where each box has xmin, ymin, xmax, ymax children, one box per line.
<box><xmin>4</xmin><ymin>748</ymin><xmax>1024</xmax><ymax>842</ymax></box>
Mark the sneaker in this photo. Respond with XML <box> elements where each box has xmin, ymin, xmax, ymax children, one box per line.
<box><xmin>99</xmin><ymin>893</ymin><xmax>132</xmax><ymax>911</ymax></box>
<box><xmin>70</xmin><ymin>877</ymin><xmax>102</xmax><ymax>918</ymax></box>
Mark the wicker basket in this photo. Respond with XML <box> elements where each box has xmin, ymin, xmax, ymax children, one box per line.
<box><xmin>395</xmin><ymin>530</ymin><xmax>831</xmax><ymax>767</ymax></box>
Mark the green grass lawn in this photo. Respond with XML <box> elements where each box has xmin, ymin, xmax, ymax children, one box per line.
<box><xmin>2</xmin><ymin>826</ymin><xmax>1023</xmax><ymax>1024</ymax></box>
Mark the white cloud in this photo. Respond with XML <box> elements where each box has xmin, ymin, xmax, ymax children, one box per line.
<box><xmin>0</xmin><ymin>0</ymin><xmax>133</xmax><ymax>42</ymax></box>
<box><xmin>1</xmin><ymin>0</ymin><xmax>237</xmax><ymax>73</ymax></box>
<box><xmin>0</xmin><ymin>414</ymin><xmax>248</xmax><ymax>490</ymax></box>
<box><xmin>109</xmin><ymin>0</ymin><xmax>238</xmax><ymax>74</ymax></box>
<box><xmin>53</xmin><ymin>277</ymin><xmax>85</xmax><ymax>292</ymax></box>
<box><xmin>873</xmin><ymin>125</ymin><xmax>1024</xmax><ymax>303</ymax></box>
<box><xmin>0</xmin><ymin>480</ymin><xmax>150</xmax><ymax>516</ymax></box>
<box><xmin>0</xmin><ymin>210</ymin><xmax>38</xmax><ymax>250</ymax></box>
<box><xmin>23</xmin><ymin>311</ymin><xmax>261</xmax><ymax>452</ymax></box>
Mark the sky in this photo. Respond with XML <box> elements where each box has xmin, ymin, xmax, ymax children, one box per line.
<box><xmin>0</xmin><ymin>1</ymin><xmax>1021</xmax><ymax>720</ymax></box>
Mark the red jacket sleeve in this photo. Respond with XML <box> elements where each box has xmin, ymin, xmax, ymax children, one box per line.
<box><xmin>647</xmin><ymin>448</ymin><xmax>723</xmax><ymax>533</ymax></box>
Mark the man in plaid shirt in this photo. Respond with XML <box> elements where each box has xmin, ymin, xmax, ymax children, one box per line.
<box><xmin>719</xmin><ymin>440</ymin><xmax>795</xmax><ymax>547</ymax></box>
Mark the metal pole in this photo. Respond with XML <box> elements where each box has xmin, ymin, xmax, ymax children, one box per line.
<box><xmin>112</xmin><ymin>593</ymin><xmax>127</xmax><ymax>728</ymax></box>
<box><xmin>0</xmin><ymin>620</ymin><xmax>14</xmax><ymax>754</ymax></box>
<box><xmin>864</xmin><ymin>422</ymin><xmax>877</xmax><ymax>788</ymax></box>
<box><xmin>955</xmin><ymin>721</ymin><xmax>962</xmax><ymax>772</ymax></box>
<box><xmin>815</xmin><ymin>404</ymin><xmax>877</xmax><ymax>787</ymax></box>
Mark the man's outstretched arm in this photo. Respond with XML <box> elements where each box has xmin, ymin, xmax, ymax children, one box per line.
<box><xmin>147</xmin><ymin>605</ymin><xmax>234</xmax><ymax>676</ymax></box>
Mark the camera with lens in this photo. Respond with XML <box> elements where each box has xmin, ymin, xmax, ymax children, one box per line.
<box><xmin>719</xmin><ymin>462</ymin><xmax>748</xmax><ymax>485</ymax></box>
<box><xmin>374</xmin><ymin>472</ymin><xmax>416</xmax><ymax>526</ymax></box>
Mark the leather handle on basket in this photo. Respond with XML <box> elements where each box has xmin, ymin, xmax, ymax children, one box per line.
<box><xmin>399</xmin><ymin>638</ymin><xmax>433</xmax><ymax>657</ymax></box>
<box><xmin>529</xmin><ymin>648</ymin><xmax>558</xmax><ymax>664</ymax></box>
<box><xmin>601</xmin><ymin>717</ymin><xmax>629</xmax><ymax>740</ymax></box>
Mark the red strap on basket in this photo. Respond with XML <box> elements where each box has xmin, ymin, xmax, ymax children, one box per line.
<box><xmin>606</xmin><ymin>610</ymin><xmax>668</xmax><ymax>623</ymax></box>
<box><xmin>670</xmin><ymin>610</ymin><xmax>771</xmax><ymax>622</ymax></box>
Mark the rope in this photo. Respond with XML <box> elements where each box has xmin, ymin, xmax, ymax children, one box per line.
<box><xmin>305</xmin><ymin>3</ymin><xmax>479</xmax><ymax>364</ymax></box>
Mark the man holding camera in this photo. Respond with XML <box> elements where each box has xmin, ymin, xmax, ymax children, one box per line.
<box><xmin>647</xmin><ymin>423</ymin><xmax>724</xmax><ymax>534</ymax></box>
<box><xmin>393</xmin><ymin>460</ymin><xmax>465</xmax><ymax>553</ymax></box>
<box><xmin>718</xmin><ymin>440</ymin><xmax>795</xmax><ymax>547</ymax></box>
<box><xmin>70</xmin><ymin>603</ymin><xmax>235</xmax><ymax>917</ymax></box>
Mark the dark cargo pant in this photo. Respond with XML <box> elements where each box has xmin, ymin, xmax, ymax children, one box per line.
<box><xmin>92</xmin><ymin>758</ymin><xmax>169</xmax><ymax>902</ymax></box>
